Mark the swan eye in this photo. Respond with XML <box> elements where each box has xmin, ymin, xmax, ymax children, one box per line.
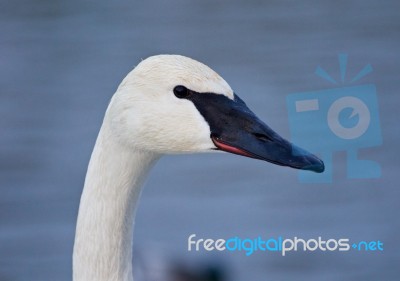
<box><xmin>173</xmin><ymin>85</ymin><xmax>190</xmax><ymax>98</ymax></box>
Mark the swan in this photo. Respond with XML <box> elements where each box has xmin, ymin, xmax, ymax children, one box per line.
<box><xmin>73</xmin><ymin>54</ymin><xmax>324</xmax><ymax>281</ymax></box>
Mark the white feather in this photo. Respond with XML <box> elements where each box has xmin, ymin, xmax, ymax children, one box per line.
<box><xmin>73</xmin><ymin>55</ymin><xmax>233</xmax><ymax>281</ymax></box>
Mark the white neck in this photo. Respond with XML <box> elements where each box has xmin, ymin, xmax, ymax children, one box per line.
<box><xmin>73</xmin><ymin>121</ymin><xmax>159</xmax><ymax>281</ymax></box>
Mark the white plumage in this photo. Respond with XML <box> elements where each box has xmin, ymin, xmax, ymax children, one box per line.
<box><xmin>73</xmin><ymin>55</ymin><xmax>235</xmax><ymax>281</ymax></box>
<box><xmin>73</xmin><ymin>54</ymin><xmax>324</xmax><ymax>281</ymax></box>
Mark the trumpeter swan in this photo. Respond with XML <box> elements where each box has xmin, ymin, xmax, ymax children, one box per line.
<box><xmin>73</xmin><ymin>55</ymin><xmax>324</xmax><ymax>281</ymax></box>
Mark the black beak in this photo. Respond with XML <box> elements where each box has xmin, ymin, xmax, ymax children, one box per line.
<box><xmin>184</xmin><ymin>90</ymin><xmax>324</xmax><ymax>173</ymax></box>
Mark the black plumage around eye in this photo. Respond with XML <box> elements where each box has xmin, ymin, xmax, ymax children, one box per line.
<box><xmin>173</xmin><ymin>85</ymin><xmax>190</xmax><ymax>98</ymax></box>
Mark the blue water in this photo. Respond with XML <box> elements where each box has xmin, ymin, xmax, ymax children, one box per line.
<box><xmin>1</xmin><ymin>1</ymin><xmax>399</xmax><ymax>280</ymax></box>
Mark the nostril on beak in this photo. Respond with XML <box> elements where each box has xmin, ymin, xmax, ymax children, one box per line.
<box><xmin>252</xmin><ymin>132</ymin><xmax>273</xmax><ymax>143</ymax></box>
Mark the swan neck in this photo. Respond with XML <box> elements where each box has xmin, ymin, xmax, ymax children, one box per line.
<box><xmin>73</xmin><ymin>123</ymin><xmax>158</xmax><ymax>281</ymax></box>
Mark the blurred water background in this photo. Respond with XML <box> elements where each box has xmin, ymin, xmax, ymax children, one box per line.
<box><xmin>1</xmin><ymin>0</ymin><xmax>399</xmax><ymax>280</ymax></box>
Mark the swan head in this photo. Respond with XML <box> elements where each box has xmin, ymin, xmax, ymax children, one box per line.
<box><xmin>106</xmin><ymin>55</ymin><xmax>324</xmax><ymax>173</ymax></box>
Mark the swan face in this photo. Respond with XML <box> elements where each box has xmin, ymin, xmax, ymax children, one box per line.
<box><xmin>108</xmin><ymin>55</ymin><xmax>231</xmax><ymax>154</ymax></box>
<box><xmin>107</xmin><ymin>55</ymin><xmax>324</xmax><ymax>173</ymax></box>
